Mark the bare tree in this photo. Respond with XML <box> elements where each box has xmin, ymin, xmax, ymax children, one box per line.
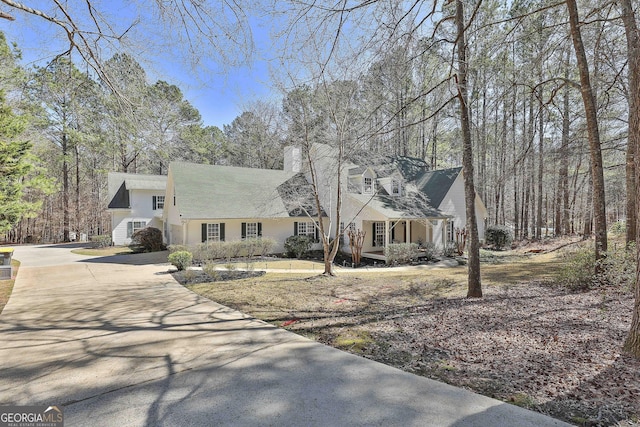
<box><xmin>566</xmin><ymin>0</ymin><xmax>608</xmax><ymax>260</ymax></box>
<box><xmin>0</xmin><ymin>0</ymin><xmax>253</xmax><ymax>96</ymax></box>
<box><xmin>620</xmin><ymin>0</ymin><xmax>640</xmax><ymax>359</ymax></box>
<box><xmin>454</xmin><ymin>0</ymin><xmax>482</xmax><ymax>298</ymax></box>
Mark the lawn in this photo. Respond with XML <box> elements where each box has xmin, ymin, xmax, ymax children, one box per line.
<box><xmin>71</xmin><ymin>246</ymin><xmax>134</xmax><ymax>256</ymax></box>
<box><xmin>184</xmin><ymin>243</ymin><xmax>640</xmax><ymax>426</ymax></box>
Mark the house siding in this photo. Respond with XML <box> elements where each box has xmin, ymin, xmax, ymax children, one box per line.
<box><xmin>181</xmin><ymin>218</ymin><xmax>327</xmax><ymax>253</ymax></box>
<box><xmin>110</xmin><ymin>188</ymin><xmax>165</xmax><ymax>245</ymax></box>
<box><xmin>437</xmin><ymin>174</ymin><xmax>487</xmax><ymax>243</ymax></box>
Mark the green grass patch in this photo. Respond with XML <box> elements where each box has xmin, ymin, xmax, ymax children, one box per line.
<box><xmin>334</xmin><ymin>330</ymin><xmax>374</xmax><ymax>353</ymax></box>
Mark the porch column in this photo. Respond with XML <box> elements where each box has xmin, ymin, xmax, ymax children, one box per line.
<box><xmin>426</xmin><ymin>220</ymin><xmax>430</xmax><ymax>245</ymax></box>
<box><xmin>442</xmin><ymin>219</ymin><xmax>447</xmax><ymax>246</ymax></box>
<box><xmin>385</xmin><ymin>220</ymin><xmax>390</xmax><ymax>247</ymax></box>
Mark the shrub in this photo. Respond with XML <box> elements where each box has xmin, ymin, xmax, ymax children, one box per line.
<box><xmin>168</xmin><ymin>250</ymin><xmax>192</xmax><ymax>271</ymax></box>
<box><xmin>385</xmin><ymin>243</ymin><xmax>420</xmax><ymax>265</ymax></box>
<box><xmin>485</xmin><ymin>225</ymin><xmax>513</xmax><ymax>250</ymax></box>
<box><xmin>557</xmin><ymin>243</ymin><xmax>637</xmax><ymax>291</ymax></box>
<box><xmin>421</xmin><ymin>241</ymin><xmax>437</xmax><ymax>261</ymax></box>
<box><xmin>284</xmin><ymin>235</ymin><xmax>313</xmax><ymax>258</ymax></box>
<box><xmin>609</xmin><ymin>220</ymin><xmax>626</xmax><ymax>234</ymax></box>
<box><xmin>91</xmin><ymin>234</ymin><xmax>112</xmax><ymax>248</ymax></box>
<box><xmin>202</xmin><ymin>262</ymin><xmax>220</xmax><ymax>280</ymax></box>
<box><xmin>442</xmin><ymin>242</ymin><xmax>458</xmax><ymax>258</ymax></box>
<box><xmin>193</xmin><ymin>241</ymin><xmax>225</xmax><ymax>263</ymax></box>
<box><xmin>257</xmin><ymin>237</ymin><xmax>276</xmax><ymax>257</ymax></box>
<box><xmin>129</xmin><ymin>227</ymin><xmax>165</xmax><ymax>252</ymax></box>
<box><xmin>167</xmin><ymin>244</ymin><xmax>189</xmax><ymax>254</ymax></box>
<box><xmin>224</xmin><ymin>240</ymin><xmax>244</xmax><ymax>261</ymax></box>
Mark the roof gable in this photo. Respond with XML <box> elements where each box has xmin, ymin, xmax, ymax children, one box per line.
<box><xmin>415</xmin><ymin>167</ymin><xmax>462</xmax><ymax>208</ymax></box>
<box><xmin>107</xmin><ymin>182</ymin><xmax>130</xmax><ymax>209</ymax></box>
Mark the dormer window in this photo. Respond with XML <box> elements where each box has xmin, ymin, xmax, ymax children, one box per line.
<box><xmin>364</xmin><ymin>177</ymin><xmax>373</xmax><ymax>194</ymax></box>
<box><xmin>391</xmin><ymin>180</ymin><xmax>401</xmax><ymax>196</ymax></box>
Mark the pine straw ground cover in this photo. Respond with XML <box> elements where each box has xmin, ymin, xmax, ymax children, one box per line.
<box><xmin>184</xmin><ymin>245</ymin><xmax>640</xmax><ymax>426</ymax></box>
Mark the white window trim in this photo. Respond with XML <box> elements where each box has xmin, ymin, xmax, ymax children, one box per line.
<box><xmin>246</xmin><ymin>222</ymin><xmax>259</xmax><ymax>239</ymax></box>
<box><xmin>374</xmin><ymin>222</ymin><xmax>385</xmax><ymax>246</ymax></box>
<box><xmin>391</xmin><ymin>180</ymin><xmax>401</xmax><ymax>195</ymax></box>
<box><xmin>363</xmin><ymin>177</ymin><xmax>374</xmax><ymax>194</ymax></box>
<box><xmin>156</xmin><ymin>195</ymin><xmax>165</xmax><ymax>209</ymax></box>
<box><xmin>207</xmin><ymin>223</ymin><xmax>221</xmax><ymax>242</ymax></box>
<box><xmin>127</xmin><ymin>220</ymin><xmax>146</xmax><ymax>238</ymax></box>
<box><xmin>297</xmin><ymin>221</ymin><xmax>315</xmax><ymax>237</ymax></box>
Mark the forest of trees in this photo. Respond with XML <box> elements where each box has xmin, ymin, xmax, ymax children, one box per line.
<box><xmin>0</xmin><ymin>1</ymin><xmax>634</xmax><ymax>247</ymax></box>
<box><xmin>0</xmin><ymin>1</ymin><xmax>638</xmax><ymax>352</ymax></box>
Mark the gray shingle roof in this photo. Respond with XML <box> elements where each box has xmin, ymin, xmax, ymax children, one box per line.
<box><xmin>170</xmin><ymin>162</ymin><xmax>307</xmax><ymax>219</ymax></box>
<box><xmin>348</xmin><ymin>186</ymin><xmax>447</xmax><ymax>220</ymax></box>
<box><xmin>415</xmin><ymin>167</ymin><xmax>462</xmax><ymax>208</ymax></box>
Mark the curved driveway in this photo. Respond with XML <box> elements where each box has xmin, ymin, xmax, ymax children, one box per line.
<box><xmin>0</xmin><ymin>245</ymin><xmax>569</xmax><ymax>426</ymax></box>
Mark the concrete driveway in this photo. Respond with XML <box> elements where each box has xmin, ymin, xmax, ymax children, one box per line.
<box><xmin>0</xmin><ymin>245</ymin><xmax>569</xmax><ymax>426</ymax></box>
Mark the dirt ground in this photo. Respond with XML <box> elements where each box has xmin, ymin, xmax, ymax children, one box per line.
<box><xmin>183</xmin><ymin>241</ymin><xmax>640</xmax><ymax>426</ymax></box>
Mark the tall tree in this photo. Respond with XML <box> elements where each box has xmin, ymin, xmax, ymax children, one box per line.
<box><xmin>620</xmin><ymin>0</ymin><xmax>640</xmax><ymax>359</ymax></box>
<box><xmin>0</xmin><ymin>91</ymin><xmax>41</xmax><ymax>233</ymax></box>
<box><xmin>455</xmin><ymin>0</ymin><xmax>482</xmax><ymax>298</ymax></box>
<box><xmin>566</xmin><ymin>0</ymin><xmax>608</xmax><ymax>260</ymax></box>
<box><xmin>31</xmin><ymin>57</ymin><xmax>96</xmax><ymax>241</ymax></box>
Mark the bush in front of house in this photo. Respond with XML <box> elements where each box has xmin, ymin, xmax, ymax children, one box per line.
<box><xmin>421</xmin><ymin>241</ymin><xmax>437</xmax><ymax>261</ymax></box>
<box><xmin>485</xmin><ymin>225</ymin><xmax>513</xmax><ymax>250</ymax></box>
<box><xmin>257</xmin><ymin>237</ymin><xmax>276</xmax><ymax>257</ymax></box>
<box><xmin>167</xmin><ymin>244</ymin><xmax>189</xmax><ymax>254</ymax></box>
<box><xmin>168</xmin><ymin>250</ymin><xmax>193</xmax><ymax>271</ymax></box>
<box><xmin>442</xmin><ymin>242</ymin><xmax>458</xmax><ymax>258</ymax></box>
<box><xmin>385</xmin><ymin>243</ymin><xmax>420</xmax><ymax>265</ymax></box>
<box><xmin>284</xmin><ymin>235</ymin><xmax>313</xmax><ymax>259</ymax></box>
<box><xmin>192</xmin><ymin>241</ymin><xmax>225</xmax><ymax>263</ymax></box>
<box><xmin>129</xmin><ymin>227</ymin><xmax>165</xmax><ymax>252</ymax></box>
<box><xmin>91</xmin><ymin>234</ymin><xmax>112</xmax><ymax>248</ymax></box>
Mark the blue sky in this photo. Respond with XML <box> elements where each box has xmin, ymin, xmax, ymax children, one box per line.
<box><xmin>0</xmin><ymin>1</ymin><xmax>277</xmax><ymax>129</ymax></box>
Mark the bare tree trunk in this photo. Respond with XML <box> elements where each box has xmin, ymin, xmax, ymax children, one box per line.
<box><xmin>75</xmin><ymin>143</ymin><xmax>81</xmax><ymax>239</ymax></box>
<box><xmin>455</xmin><ymin>0</ymin><xmax>481</xmax><ymax>298</ymax></box>
<box><xmin>566</xmin><ymin>0</ymin><xmax>607</xmax><ymax>259</ymax></box>
<box><xmin>621</xmin><ymin>0</ymin><xmax>638</xmax><ymax>247</ymax></box>
<box><xmin>620</xmin><ymin>0</ymin><xmax>640</xmax><ymax>359</ymax></box>
<box><xmin>61</xmin><ymin>114</ymin><xmax>70</xmax><ymax>243</ymax></box>
<box><xmin>536</xmin><ymin>88</ymin><xmax>544</xmax><ymax>240</ymax></box>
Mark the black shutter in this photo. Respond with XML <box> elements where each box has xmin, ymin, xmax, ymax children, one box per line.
<box><xmin>372</xmin><ymin>223</ymin><xmax>376</xmax><ymax>246</ymax></box>
<box><xmin>294</xmin><ymin>222</ymin><xmax>298</xmax><ymax>236</ymax></box>
<box><xmin>314</xmin><ymin>224</ymin><xmax>319</xmax><ymax>241</ymax></box>
<box><xmin>391</xmin><ymin>223</ymin><xmax>395</xmax><ymax>242</ymax></box>
<box><xmin>258</xmin><ymin>222</ymin><xmax>262</xmax><ymax>237</ymax></box>
<box><xmin>152</xmin><ymin>196</ymin><xmax>157</xmax><ymax>210</ymax></box>
<box><xmin>220</xmin><ymin>223</ymin><xmax>225</xmax><ymax>241</ymax></box>
<box><xmin>241</xmin><ymin>222</ymin><xmax>247</xmax><ymax>239</ymax></box>
<box><xmin>201</xmin><ymin>223</ymin><xmax>207</xmax><ymax>242</ymax></box>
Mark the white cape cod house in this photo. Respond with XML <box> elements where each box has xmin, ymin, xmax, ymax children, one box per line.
<box><xmin>162</xmin><ymin>161</ymin><xmax>327</xmax><ymax>253</ymax></box>
<box><xmin>106</xmin><ymin>145</ymin><xmax>487</xmax><ymax>261</ymax></box>
<box><xmin>308</xmin><ymin>144</ymin><xmax>487</xmax><ymax>260</ymax></box>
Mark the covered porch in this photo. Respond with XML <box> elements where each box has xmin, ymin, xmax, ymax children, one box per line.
<box><xmin>361</xmin><ymin>218</ymin><xmax>450</xmax><ymax>261</ymax></box>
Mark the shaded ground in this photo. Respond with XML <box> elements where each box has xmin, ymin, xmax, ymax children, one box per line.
<box><xmin>185</xmin><ymin>246</ymin><xmax>640</xmax><ymax>426</ymax></box>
